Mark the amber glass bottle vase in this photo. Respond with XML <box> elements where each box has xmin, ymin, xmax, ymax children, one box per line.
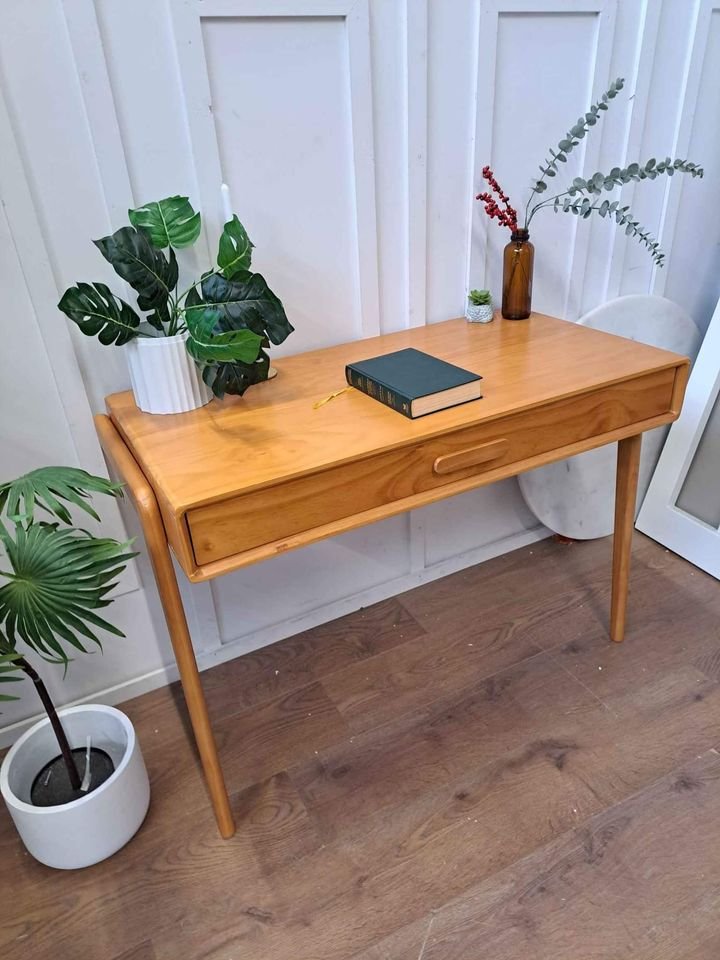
<box><xmin>502</xmin><ymin>228</ymin><xmax>534</xmax><ymax>320</ymax></box>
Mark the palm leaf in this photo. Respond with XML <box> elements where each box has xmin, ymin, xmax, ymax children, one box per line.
<box><xmin>0</xmin><ymin>467</ymin><xmax>123</xmax><ymax>525</ymax></box>
<box><xmin>0</xmin><ymin>646</ymin><xmax>24</xmax><ymax>700</ymax></box>
<box><xmin>0</xmin><ymin>523</ymin><xmax>136</xmax><ymax>666</ymax></box>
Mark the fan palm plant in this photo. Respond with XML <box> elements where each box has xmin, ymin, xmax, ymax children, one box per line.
<box><xmin>0</xmin><ymin>467</ymin><xmax>136</xmax><ymax>796</ymax></box>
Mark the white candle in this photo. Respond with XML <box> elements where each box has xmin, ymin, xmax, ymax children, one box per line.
<box><xmin>220</xmin><ymin>183</ymin><xmax>233</xmax><ymax>224</ymax></box>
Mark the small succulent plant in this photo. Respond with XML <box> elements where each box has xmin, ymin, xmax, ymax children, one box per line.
<box><xmin>468</xmin><ymin>289</ymin><xmax>492</xmax><ymax>306</ymax></box>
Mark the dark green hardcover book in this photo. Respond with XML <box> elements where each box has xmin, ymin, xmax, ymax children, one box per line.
<box><xmin>345</xmin><ymin>348</ymin><xmax>482</xmax><ymax>419</ymax></box>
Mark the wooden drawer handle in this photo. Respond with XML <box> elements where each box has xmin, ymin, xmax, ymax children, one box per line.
<box><xmin>433</xmin><ymin>439</ymin><xmax>510</xmax><ymax>476</ymax></box>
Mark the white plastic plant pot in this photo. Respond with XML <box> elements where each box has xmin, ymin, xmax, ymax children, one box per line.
<box><xmin>0</xmin><ymin>704</ymin><xmax>150</xmax><ymax>870</ymax></box>
<box><xmin>126</xmin><ymin>330</ymin><xmax>212</xmax><ymax>415</ymax></box>
<box><xmin>466</xmin><ymin>302</ymin><xmax>494</xmax><ymax>323</ymax></box>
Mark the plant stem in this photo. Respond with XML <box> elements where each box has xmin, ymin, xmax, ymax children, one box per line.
<box><xmin>17</xmin><ymin>657</ymin><xmax>81</xmax><ymax>791</ymax></box>
<box><xmin>526</xmin><ymin>188</ymin><xmax>577</xmax><ymax>227</ymax></box>
<box><xmin>524</xmin><ymin>152</ymin><xmax>561</xmax><ymax>227</ymax></box>
<box><xmin>174</xmin><ymin>268</ymin><xmax>222</xmax><ymax>309</ymax></box>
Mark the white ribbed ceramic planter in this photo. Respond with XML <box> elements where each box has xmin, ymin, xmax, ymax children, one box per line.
<box><xmin>466</xmin><ymin>302</ymin><xmax>494</xmax><ymax>323</ymax></box>
<box><xmin>126</xmin><ymin>331</ymin><xmax>211</xmax><ymax>414</ymax></box>
<box><xmin>0</xmin><ymin>705</ymin><xmax>150</xmax><ymax>870</ymax></box>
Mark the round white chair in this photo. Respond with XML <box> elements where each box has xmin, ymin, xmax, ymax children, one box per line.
<box><xmin>518</xmin><ymin>295</ymin><xmax>702</xmax><ymax>539</ymax></box>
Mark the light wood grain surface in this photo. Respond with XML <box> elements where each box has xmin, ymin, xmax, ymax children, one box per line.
<box><xmin>106</xmin><ymin>313</ymin><xmax>687</xmax><ymax>512</ymax></box>
<box><xmin>106</xmin><ymin>313</ymin><xmax>688</xmax><ymax>580</ymax></box>
<box><xmin>5</xmin><ymin>535</ymin><xmax>720</xmax><ymax>960</ymax></box>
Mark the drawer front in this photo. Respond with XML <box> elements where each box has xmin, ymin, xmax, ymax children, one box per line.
<box><xmin>187</xmin><ymin>369</ymin><xmax>676</xmax><ymax>565</ymax></box>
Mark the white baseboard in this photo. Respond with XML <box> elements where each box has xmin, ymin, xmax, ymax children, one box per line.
<box><xmin>0</xmin><ymin>525</ymin><xmax>549</xmax><ymax>749</ymax></box>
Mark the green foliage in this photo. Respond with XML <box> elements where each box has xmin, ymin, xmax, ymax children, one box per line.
<box><xmin>185</xmin><ymin>269</ymin><xmax>293</xmax><ymax>397</ymax></box>
<box><xmin>0</xmin><ymin>467</ymin><xmax>134</xmax><ymax>703</ymax></box>
<box><xmin>201</xmin><ymin>348</ymin><xmax>271</xmax><ymax>400</ymax></box>
<box><xmin>217</xmin><ymin>216</ymin><xmax>254</xmax><ymax>279</ymax></box>
<box><xmin>557</xmin><ymin>196</ymin><xmax>665</xmax><ymax>265</ymax></box>
<box><xmin>515</xmin><ymin>78</ymin><xmax>704</xmax><ymax>267</ymax></box>
<box><xmin>0</xmin><ymin>652</ymin><xmax>24</xmax><ymax>702</ymax></box>
<box><xmin>95</xmin><ymin>226</ymin><xmax>178</xmax><ymax>314</ymax></box>
<box><xmin>529</xmin><ymin>78</ymin><xmax>625</xmax><ymax>199</ymax></box>
<box><xmin>185</xmin><ymin>309</ymin><xmax>263</xmax><ymax>365</ymax></box>
<box><xmin>0</xmin><ymin>467</ymin><xmax>124</xmax><ymax>525</ymax></box>
<box><xmin>58</xmin><ymin>195</ymin><xmax>294</xmax><ymax>398</ymax></box>
<box><xmin>0</xmin><ymin>524</ymin><xmax>135</xmax><ymax>665</ymax></box>
<box><xmin>128</xmin><ymin>196</ymin><xmax>201</xmax><ymax>249</ymax></box>
<box><xmin>58</xmin><ymin>282</ymin><xmax>141</xmax><ymax>345</ymax></box>
<box><xmin>468</xmin><ymin>289</ymin><xmax>491</xmax><ymax>306</ymax></box>
<box><xmin>195</xmin><ymin>272</ymin><xmax>294</xmax><ymax>345</ymax></box>
<box><xmin>564</xmin><ymin>157</ymin><xmax>703</xmax><ymax>198</ymax></box>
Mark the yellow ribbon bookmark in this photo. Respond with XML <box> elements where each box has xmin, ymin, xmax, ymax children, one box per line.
<box><xmin>313</xmin><ymin>386</ymin><xmax>352</xmax><ymax>409</ymax></box>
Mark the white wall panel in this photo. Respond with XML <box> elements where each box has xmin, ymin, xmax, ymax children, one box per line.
<box><xmin>426</xmin><ymin>0</ymin><xmax>479</xmax><ymax>325</ymax></box>
<box><xmin>469</xmin><ymin>2</ymin><xmax>616</xmax><ymax>320</ymax></box>
<box><xmin>1</xmin><ymin>0</ymin><xmax>719</xmax><ymax>740</ymax></box>
<box><xmin>662</xmin><ymin>3</ymin><xmax>720</xmax><ymax>333</ymax></box>
<box><xmin>212</xmin><ymin>516</ymin><xmax>411</xmax><ymax>644</ymax></box>
<box><xmin>202</xmin><ymin>14</ymin><xmax>365</xmax><ymax>349</ymax></box>
<box><xmin>422</xmin><ymin>482</ymin><xmax>539</xmax><ymax>567</ymax></box>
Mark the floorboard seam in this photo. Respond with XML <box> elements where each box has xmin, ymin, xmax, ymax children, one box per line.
<box><xmin>316</xmin><ymin>646</ymin><xmax>550</xmax><ymax>747</ymax></box>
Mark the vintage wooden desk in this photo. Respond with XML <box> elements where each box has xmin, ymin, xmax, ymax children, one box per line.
<box><xmin>96</xmin><ymin>313</ymin><xmax>689</xmax><ymax>837</ymax></box>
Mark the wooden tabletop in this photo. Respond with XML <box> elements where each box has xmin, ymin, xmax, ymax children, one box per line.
<box><xmin>106</xmin><ymin>313</ymin><xmax>687</xmax><ymax>513</ymax></box>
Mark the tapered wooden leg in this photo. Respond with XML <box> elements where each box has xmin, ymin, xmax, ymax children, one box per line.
<box><xmin>95</xmin><ymin>415</ymin><xmax>236</xmax><ymax>838</ymax></box>
<box><xmin>610</xmin><ymin>433</ymin><xmax>642</xmax><ymax>643</ymax></box>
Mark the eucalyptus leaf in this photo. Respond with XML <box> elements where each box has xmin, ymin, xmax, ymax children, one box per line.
<box><xmin>217</xmin><ymin>216</ymin><xmax>254</xmax><ymax>279</ymax></box>
<box><xmin>58</xmin><ymin>282</ymin><xmax>141</xmax><ymax>346</ymax></box>
<box><xmin>128</xmin><ymin>196</ymin><xmax>201</xmax><ymax>249</ymax></box>
<box><xmin>94</xmin><ymin>226</ymin><xmax>178</xmax><ymax>311</ymax></box>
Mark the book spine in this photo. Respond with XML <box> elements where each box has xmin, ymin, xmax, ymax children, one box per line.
<box><xmin>345</xmin><ymin>367</ymin><xmax>413</xmax><ymax>418</ymax></box>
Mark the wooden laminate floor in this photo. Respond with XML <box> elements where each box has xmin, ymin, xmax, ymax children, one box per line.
<box><xmin>3</xmin><ymin>533</ymin><xmax>720</xmax><ymax>960</ymax></box>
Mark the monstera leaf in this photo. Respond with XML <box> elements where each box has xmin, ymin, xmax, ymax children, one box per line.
<box><xmin>128</xmin><ymin>195</ymin><xmax>201</xmax><ymax>249</ymax></box>
<box><xmin>145</xmin><ymin>299</ymin><xmax>171</xmax><ymax>331</ymax></box>
<box><xmin>0</xmin><ymin>467</ymin><xmax>123</xmax><ymax>525</ymax></box>
<box><xmin>0</xmin><ymin>522</ymin><xmax>136</xmax><ymax>664</ymax></box>
<box><xmin>94</xmin><ymin>226</ymin><xmax>178</xmax><ymax>311</ymax></box>
<box><xmin>185</xmin><ymin>308</ymin><xmax>263</xmax><ymax>364</ymax></box>
<box><xmin>217</xmin><ymin>216</ymin><xmax>254</xmax><ymax>279</ymax></box>
<box><xmin>197</xmin><ymin>271</ymin><xmax>293</xmax><ymax>345</ymax></box>
<box><xmin>58</xmin><ymin>282</ymin><xmax>141</xmax><ymax>345</ymax></box>
<box><xmin>201</xmin><ymin>348</ymin><xmax>271</xmax><ymax>399</ymax></box>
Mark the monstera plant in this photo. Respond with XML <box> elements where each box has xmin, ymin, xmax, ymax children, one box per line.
<box><xmin>58</xmin><ymin>196</ymin><xmax>293</xmax><ymax>397</ymax></box>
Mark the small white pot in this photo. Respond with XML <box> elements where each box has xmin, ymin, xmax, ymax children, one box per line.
<box><xmin>126</xmin><ymin>330</ymin><xmax>211</xmax><ymax>415</ymax></box>
<box><xmin>0</xmin><ymin>705</ymin><xmax>150</xmax><ymax>870</ymax></box>
<box><xmin>466</xmin><ymin>302</ymin><xmax>494</xmax><ymax>323</ymax></box>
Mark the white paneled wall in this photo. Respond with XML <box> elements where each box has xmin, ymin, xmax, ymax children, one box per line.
<box><xmin>1</xmin><ymin>0</ymin><xmax>718</xmax><ymax>740</ymax></box>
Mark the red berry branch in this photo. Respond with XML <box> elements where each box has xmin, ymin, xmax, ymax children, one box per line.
<box><xmin>476</xmin><ymin>165</ymin><xmax>518</xmax><ymax>232</ymax></box>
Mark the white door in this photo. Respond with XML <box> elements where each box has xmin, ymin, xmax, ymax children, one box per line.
<box><xmin>637</xmin><ymin>300</ymin><xmax>720</xmax><ymax>577</ymax></box>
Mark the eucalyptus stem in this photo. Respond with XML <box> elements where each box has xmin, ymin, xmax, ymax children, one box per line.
<box><xmin>526</xmin><ymin>188</ymin><xmax>575</xmax><ymax>226</ymax></box>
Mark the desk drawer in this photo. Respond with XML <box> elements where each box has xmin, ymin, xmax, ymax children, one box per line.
<box><xmin>187</xmin><ymin>368</ymin><xmax>675</xmax><ymax>565</ymax></box>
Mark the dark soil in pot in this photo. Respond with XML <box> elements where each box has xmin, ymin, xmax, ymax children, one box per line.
<box><xmin>30</xmin><ymin>748</ymin><xmax>115</xmax><ymax>807</ymax></box>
